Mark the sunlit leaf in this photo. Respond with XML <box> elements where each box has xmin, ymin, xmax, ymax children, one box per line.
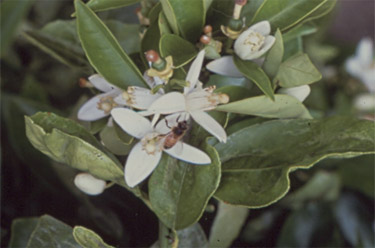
<box><xmin>73</xmin><ymin>226</ymin><xmax>114</xmax><ymax>248</ymax></box>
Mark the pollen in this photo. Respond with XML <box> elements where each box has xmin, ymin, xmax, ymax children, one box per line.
<box><xmin>97</xmin><ymin>96</ymin><xmax>117</xmax><ymax>114</ymax></box>
<box><xmin>243</xmin><ymin>31</ymin><xmax>265</xmax><ymax>52</ymax></box>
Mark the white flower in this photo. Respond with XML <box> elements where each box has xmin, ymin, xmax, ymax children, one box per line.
<box><xmin>111</xmin><ymin>108</ymin><xmax>211</xmax><ymax>187</ymax></box>
<box><xmin>78</xmin><ymin>74</ymin><xmax>163</xmax><ymax>121</ymax></box>
<box><xmin>354</xmin><ymin>93</ymin><xmax>375</xmax><ymax>112</ymax></box>
<box><xmin>345</xmin><ymin>38</ymin><xmax>375</xmax><ymax>92</ymax></box>
<box><xmin>234</xmin><ymin>21</ymin><xmax>276</xmax><ymax>60</ymax></box>
<box><xmin>77</xmin><ymin>74</ymin><xmax>123</xmax><ymax>121</ymax></box>
<box><xmin>74</xmin><ymin>173</ymin><xmax>106</xmax><ymax>195</ymax></box>
<box><xmin>277</xmin><ymin>85</ymin><xmax>311</xmax><ymax>102</ymax></box>
<box><xmin>143</xmin><ymin>50</ymin><xmax>229</xmax><ymax>143</ymax></box>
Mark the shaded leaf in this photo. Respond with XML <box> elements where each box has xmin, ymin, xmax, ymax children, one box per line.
<box><xmin>160</xmin><ymin>0</ymin><xmax>205</xmax><ymax>42</ymax></box>
<box><xmin>159</xmin><ymin>34</ymin><xmax>197</xmax><ymax>68</ymax></box>
<box><xmin>75</xmin><ymin>0</ymin><xmax>147</xmax><ymax>89</ymax></box>
<box><xmin>9</xmin><ymin>218</ymin><xmax>39</xmax><ymax>248</ymax></box>
<box><xmin>275</xmin><ymin>53</ymin><xmax>322</xmax><ymax>87</ymax></box>
<box><xmin>216</xmin><ymin>95</ymin><xmax>312</xmax><ymax>119</ymax></box>
<box><xmin>282</xmin><ymin>22</ymin><xmax>318</xmax><ymax>43</ymax></box>
<box><xmin>234</xmin><ymin>55</ymin><xmax>274</xmax><ymax>100</ymax></box>
<box><xmin>73</xmin><ymin>226</ymin><xmax>114</xmax><ymax>248</ymax></box>
<box><xmin>25</xmin><ymin>112</ymin><xmax>124</xmax><ymax>183</ymax></box>
<box><xmin>86</xmin><ymin>0</ymin><xmax>140</xmax><ymax>12</ymax></box>
<box><xmin>214</xmin><ymin>117</ymin><xmax>375</xmax><ymax>207</ymax></box>
<box><xmin>99</xmin><ymin>124</ymin><xmax>134</xmax><ymax>156</ymax></box>
<box><xmin>148</xmin><ymin>141</ymin><xmax>220</xmax><ymax>230</ymax></box>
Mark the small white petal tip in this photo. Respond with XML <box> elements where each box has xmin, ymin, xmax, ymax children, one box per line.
<box><xmin>74</xmin><ymin>173</ymin><xmax>106</xmax><ymax>195</ymax></box>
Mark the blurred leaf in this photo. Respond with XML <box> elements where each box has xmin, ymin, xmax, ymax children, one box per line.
<box><xmin>148</xmin><ymin>2</ymin><xmax>162</xmax><ymax>23</ymax></box>
<box><xmin>216</xmin><ymin>95</ymin><xmax>312</xmax><ymax>119</ymax></box>
<box><xmin>20</xmin><ymin>77</ymin><xmax>50</xmax><ymax>104</ymax></box>
<box><xmin>281</xmin><ymin>171</ymin><xmax>340</xmax><ymax>209</ymax></box>
<box><xmin>282</xmin><ymin>22</ymin><xmax>318</xmax><ymax>43</ymax></box>
<box><xmin>305</xmin><ymin>40</ymin><xmax>339</xmax><ymax>65</ymax></box>
<box><xmin>251</xmin><ymin>0</ymin><xmax>336</xmax><ymax>31</ymax></box>
<box><xmin>99</xmin><ymin>124</ymin><xmax>133</xmax><ymax>156</ymax></box>
<box><xmin>86</xmin><ymin>0</ymin><xmax>140</xmax><ymax>12</ymax></box>
<box><xmin>160</xmin><ymin>0</ymin><xmax>205</xmax><ymax>42</ymax></box>
<box><xmin>277</xmin><ymin>202</ymin><xmax>334</xmax><ymax>247</ymax></box>
<box><xmin>209</xmin><ymin>202</ymin><xmax>249</xmax><ymax>248</ymax></box>
<box><xmin>242</xmin><ymin>0</ymin><xmax>264</xmax><ymax>25</ymax></box>
<box><xmin>75</xmin><ymin>0</ymin><xmax>147</xmax><ymax>89</ymax></box>
<box><xmin>214</xmin><ymin>117</ymin><xmax>375</xmax><ymax>207</ymax></box>
<box><xmin>275</xmin><ymin>53</ymin><xmax>322</xmax><ymax>87</ymax></box>
<box><xmin>24</xmin><ymin>20</ymin><xmax>90</xmax><ymax>70</ymax></box>
<box><xmin>25</xmin><ymin>112</ymin><xmax>124</xmax><ymax>183</ymax></box>
<box><xmin>178</xmin><ymin>223</ymin><xmax>208</xmax><ymax>248</ymax></box>
<box><xmin>334</xmin><ymin>193</ymin><xmax>374</xmax><ymax>247</ymax></box>
<box><xmin>283</xmin><ymin>36</ymin><xmax>303</xmax><ymax>60</ymax></box>
<box><xmin>263</xmin><ymin>29</ymin><xmax>284</xmax><ymax>79</ymax></box>
<box><xmin>26</xmin><ymin>215</ymin><xmax>80</xmax><ymax>248</ymax></box>
<box><xmin>234</xmin><ymin>55</ymin><xmax>275</xmax><ymax>100</ymax></box>
<box><xmin>159</xmin><ymin>34</ymin><xmax>197</xmax><ymax>68</ymax></box>
<box><xmin>148</xmin><ymin>141</ymin><xmax>220</xmax><ymax>230</ymax></box>
<box><xmin>0</xmin><ymin>0</ymin><xmax>33</xmax><ymax>57</ymax></box>
<box><xmin>9</xmin><ymin>217</ymin><xmax>39</xmax><ymax>248</ymax></box>
<box><xmin>339</xmin><ymin>155</ymin><xmax>375</xmax><ymax>198</ymax></box>
<box><xmin>73</xmin><ymin>226</ymin><xmax>114</xmax><ymax>248</ymax></box>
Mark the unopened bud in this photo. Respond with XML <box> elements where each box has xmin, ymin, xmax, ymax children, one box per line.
<box><xmin>145</xmin><ymin>50</ymin><xmax>160</xmax><ymax>63</ymax></box>
<box><xmin>200</xmin><ymin>35</ymin><xmax>211</xmax><ymax>45</ymax></box>
<box><xmin>79</xmin><ymin>78</ymin><xmax>93</xmax><ymax>88</ymax></box>
<box><xmin>203</xmin><ymin>25</ymin><xmax>213</xmax><ymax>35</ymax></box>
<box><xmin>219</xmin><ymin>93</ymin><xmax>230</xmax><ymax>104</ymax></box>
<box><xmin>74</xmin><ymin>173</ymin><xmax>106</xmax><ymax>195</ymax></box>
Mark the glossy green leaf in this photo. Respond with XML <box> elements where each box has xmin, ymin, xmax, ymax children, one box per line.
<box><xmin>283</xmin><ymin>36</ymin><xmax>303</xmax><ymax>60</ymax></box>
<box><xmin>9</xmin><ymin>218</ymin><xmax>39</xmax><ymax>248</ymax></box>
<box><xmin>207</xmin><ymin>74</ymin><xmax>253</xmax><ymax>102</ymax></box>
<box><xmin>73</xmin><ymin>226</ymin><xmax>114</xmax><ymax>248</ymax></box>
<box><xmin>148</xmin><ymin>2</ymin><xmax>162</xmax><ymax>23</ymax></box>
<box><xmin>99</xmin><ymin>125</ymin><xmax>133</xmax><ymax>156</ymax></box>
<box><xmin>234</xmin><ymin>55</ymin><xmax>274</xmax><ymax>100</ymax></box>
<box><xmin>23</xmin><ymin>20</ymin><xmax>90</xmax><ymax>69</ymax></box>
<box><xmin>86</xmin><ymin>0</ymin><xmax>140</xmax><ymax>12</ymax></box>
<box><xmin>148</xmin><ymin>141</ymin><xmax>221</xmax><ymax>230</ymax></box>
<box><xmin>216</xmin><ymin>95</ymin><xmax>312</xmax><ymax>119</ymax></box>
<box><xmin>0</xmin><ymin>0</ymin><xmax>33</xmax><ymax>57</ymax></box>
<box><xmin>160</xmin><ymin>0</ymin><xmax>205</xmax><ymax>42</ymax></box>
<box><xmin>26</xmin><ymin>215</ymin><xmax>80</xmax><ymax>248</ymax></box>
<box><xmin>25</xmin><ymin>112</ymin><xmax>124</xmax><ymax>183</ymax></box>
<box><xmin>141</xmin><ymin>23</ymin><xmax>161</xmax><ymax>58</ymax></box>
<box><xmin>159</xmin><ymin>34</ymin><xmax>197</xmax><ymax>68</ymax></box>
<box><xmin>275</xmin><ymin>53</ymin><xmax>322</xmax><ymax>87</ymax></box>
<box><xmin>251</xmin><ymin>0</ymin><xmax>335</xmax><ymax>31</ymax></box>
<box><xmin>263</xmin><ymin>29</ymin><xmax>284</xmax><ymax>79</ymax></box>
<box><xmin>75</xmin><ymin>0</ymin><xmax>147</xmax><ymax>89</ymax></box>
<box><xmin>209</xmin><ymin>202</ymin><xmax>249</xmax><ymax>248</ymax></box>
<box><xmin>105</xmin><ymin>21</ymin><xmax>141</xmax><ymax>54</ymax></box>
<box><xmin>214</xmin><ymin>116</ymin><xmax>375</xmax><ymax>207</ymax></box>
<box><xmin>282</xmin><ymin>22</ymin><xmax>318</xmax><ymax>43</ymax></box>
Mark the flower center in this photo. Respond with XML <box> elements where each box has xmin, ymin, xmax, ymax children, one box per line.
<box><xmin>141</xmin><ymin>132</ymin><xmax>163</xmax><ymax>155</ymax></box>
<box><xmin>186</xmin><ymin>86</ymin><xmax>230</xmax><ymax>111</ymax></box>
<box><xmin>243</xmin><ymin>30</ymin><xmax>265</xmax><ymax>52</ymax></box>
<box><xmin>97</xmin><ymin>96</ymin><xmax>117</xmax><ymax>114</ymax></box>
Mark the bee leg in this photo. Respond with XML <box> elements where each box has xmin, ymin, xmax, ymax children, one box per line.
<box><xmin>165</xmin><ymin>118</ymin><xmax>171</xmax><ymax>129</ymax></box>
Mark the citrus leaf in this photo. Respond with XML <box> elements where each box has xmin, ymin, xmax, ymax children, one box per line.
<box><xmin>160</xmin><ymin>34</ymin><xmax>197</xmax><ymax>68</ymax></box>
<box><xmin>263</xmin><ymin>29</ymin><xmax>284</xmax><ymax>79</ymax></box>
<box><xmin>73</xmin><ymin>226</ymin><xmax>114</xmax><ymax>248</ymax></box>
<box><xmin>86</xmin><ymin>0</ymin><xmax>140</xmax><ymax>12</ymax></box>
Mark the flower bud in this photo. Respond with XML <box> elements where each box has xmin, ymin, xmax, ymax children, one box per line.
<box><xmin>200</xmin><ymin>35</ymin><xmax>211</xmax><ymax>45</ymax></box>
<box><xmin>145</xmin><ymin>50</ymin><xmax>160</xmax><ymax>63</ymax></box>
<box><xmin>74</xmin><ymin>173</ymin><xmax>106</xmax><ymax>195</ymax></box>
<box><xmin>203</xmin><ymin>25</ymin><xmax>213</xmax><ymax>35</ymax></box>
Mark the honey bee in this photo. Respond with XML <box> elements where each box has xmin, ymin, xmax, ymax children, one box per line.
<box><xmin>163</xmin><ymin>117</ymin><xmax>188</xmax><ymax>149</ymax></box>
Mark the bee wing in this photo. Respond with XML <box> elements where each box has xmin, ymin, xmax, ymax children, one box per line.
<box><xmin>174</xmin><ymin>141</ymin><xmax>184</xmax><ymax>155</ymax></box>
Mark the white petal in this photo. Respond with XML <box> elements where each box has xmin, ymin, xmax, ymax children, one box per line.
<box><xmin>125</xmin><ymin>142</ymin><xmax>162</xmax><ymax>187</ymax></box>
<box><xmin>357</xmin><ymin>38</ymin><xmax>373</xmax><ymax>67</ymax></box>
<box><xmin>185</xmin><ymin>50</ymin><xmax>206</xmax><ymax>94</ymax></box>
<box><xmin>190</xmin><ymin>110</ymin><xmax>227</xmax><ymax>143</ymax></box>
<box><xmin>164</xmin><ymin>141</ymin><xmax>211</xmax><ymax>164</ymax></box>
<box><xmin>74</xmin><ymin>173</ymin><xmax>106</xmax><ymax>195</ymax></box>
<box><xmin>361</xmin><ymin>69</ymin><xmax>375</xmax><ymax>92</ymax></box>
<box><xmin>278</xmin><ymin>85</ymin><xmax>311</xmax><ymax>102</ymax></box>
<box><xmin>249</xmin><ymin>20</ymin><xmax>271</xmax><ymax>36</ymax></box>
<box><xmin>89</xmin><ymin>74</ymin><xmax>117</xmax><ymax>92</ymax></box>
<box><xmin>354</xmin><ymin>93</ymin><xmax>375</xmax><ymax>111</ymax></box>
<box><xmin>111</xmin><ymin>108</ymin><xmax>153</xmax><ymax>139</ymax></box>
<box><xmin>206</xmin><ymin>56</ymin><xmax>243</xmax><ymax>78</ymax></box>
<box><xmin>155</xmin><ymin>112</ymin><xmax>190</xmax><ymax>135</ymax></box>
<box><xmin>147</xmin><ymin>92</ymin><xmax>186</xmax><ymax>115</ymax></box>
<box><xmin>345</xmin><ymin>57</ymin><xmax>362</xmax><ymax>78</ymax></box>
<box><xmin>236</xmin><ymin>35</ymin><xmax>276</xmax><ymax>60</ymax></box>
<box><xmin>77</xmin><ymin>93</ymin><xmax>109</xmax><ymax>121</ymax></box>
